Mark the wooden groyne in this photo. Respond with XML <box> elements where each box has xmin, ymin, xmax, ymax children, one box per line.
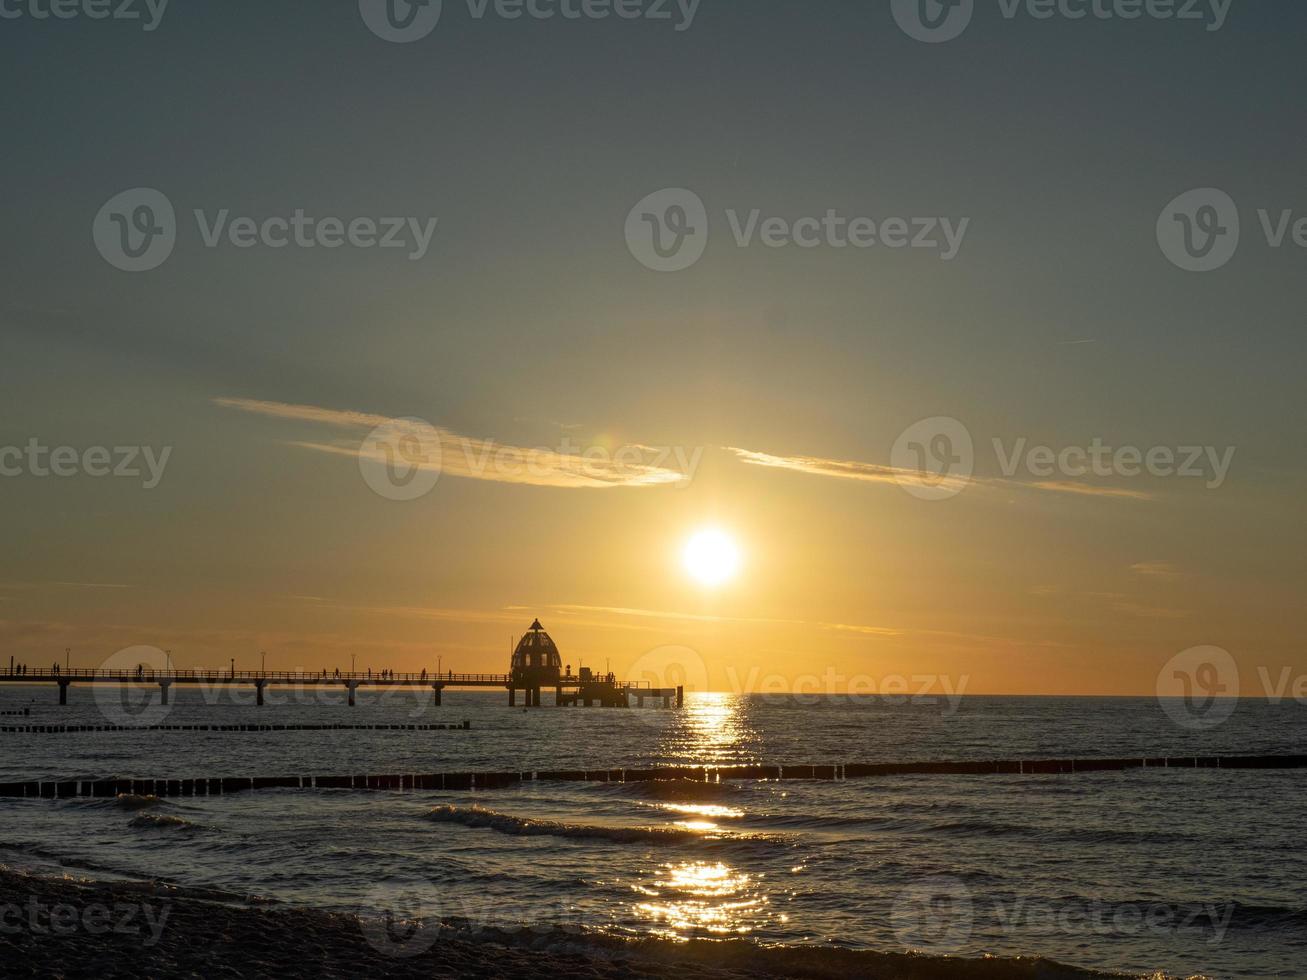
<box><xmin>2</xmin><ymin>755</ymin><xmax>1304</xmax><ymax>800</ymax></box>
<box><xmin>0</xmin><ymin>721</ymin><xmax>471</xmax><ymax>735</ymax></box>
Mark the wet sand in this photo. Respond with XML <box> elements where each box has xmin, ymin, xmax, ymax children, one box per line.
<box><xmin>0</xmin><ymin>867</ymin><xmax>1129</xmax><ymax>979</ymax></box>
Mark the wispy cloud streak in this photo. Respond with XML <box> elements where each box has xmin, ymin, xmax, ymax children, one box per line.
<box><xmin>727</xmin><ymin>447</ymin><xmax>1153</xmax><ymax>501</ymax></box>
<box><xmin>216</xmin><ymin>397</ymin><xmax>693</xmax><ymax>489</ymax></box>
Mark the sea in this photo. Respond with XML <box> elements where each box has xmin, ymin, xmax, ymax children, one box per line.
<box><xmin>1</xmin><ymin>685</ymin><xmax>1304</xmax><ymax>979</ymax></box>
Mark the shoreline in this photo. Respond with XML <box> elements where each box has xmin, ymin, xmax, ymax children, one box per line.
<box><xmin>0</xmin><ymin>866</ymin><xmax>1134</xmax><ymax>979</ymax></box>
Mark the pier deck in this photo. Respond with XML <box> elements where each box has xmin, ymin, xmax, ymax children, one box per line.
<box><xmin>0</xmin><ymin>668</ymin><xmax>682</xmax><ymax>708</ymax></box>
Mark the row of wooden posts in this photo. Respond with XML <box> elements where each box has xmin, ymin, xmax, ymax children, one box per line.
<box><xmin>0</xmin><ymin>722</ymin><xmax>471</xmax><ymax>734</ymax></box>
<box><xmin>2</xmin><ymin>755</ymin><xmax>1304</xmax><ymax>800</ymax></box>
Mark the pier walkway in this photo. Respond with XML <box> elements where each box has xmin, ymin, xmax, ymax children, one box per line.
<box><xmin>0</xmin><ymin>667</ymin><xmax>682</xmax><ymax>709</ymax></box>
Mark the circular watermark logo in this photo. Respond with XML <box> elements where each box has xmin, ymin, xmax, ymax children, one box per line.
<box><xmin>359</xmin><ymin>0</ymin><xmax>442</xmax><ymax>42</ymax></box>
<box><xmin>93</xmin><ymin>188</ymin><xmax>176</xmax><ymax>273</ymax></box>
<box><xmin>891</xmin><ymin>876</ymin><xmax>973</xmax><ymax>953</ymax></box>
<box><xmin>625</xmin><ymin>188</ymin><xmax>709</xmax><ymax>272</ymax></box>
<box><xmin>359</xmin><ymin>876</ymin><xmax>446</xmax><ymax>958</ymax></box>
<box><xmin>1156</xmin><ymin>645</ymin><xmax>1239</xmax><ymax>730</ymax></box>
<box><xmin>625</xmin><ymin>644</ymin><xmax>705</xmax><ymax>726</ymax></box>
<box><xmin>1156</xmin><ymin>188</ymin><xmax>1240</xmax><ymax>272</ymax></box>
<box><xmin>892</xmin><ymin>0</ymin><xmax>974</xmax><ymax>43</ymax></box>
<box><xmin>359</xmin><ymin>417</ymin><xmax>443</xmax><ymax>501</ymax></box>
<box><xmin>890</xmin><ymin>416</ymin><xmax>974</xmax><ymax>500</ymax></box>
<box><xmin>92</xmin><ymin>645</ymin><xmax>177</xmax><ymax>727</ymax></box>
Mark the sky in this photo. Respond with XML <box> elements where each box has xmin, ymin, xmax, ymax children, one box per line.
<box><xmin>0</xmin><ymin>0</ymin><xmax>1303</xmax><ymax>695</ymax></box>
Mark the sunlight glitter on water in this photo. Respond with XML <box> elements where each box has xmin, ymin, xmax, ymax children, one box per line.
<box><xmin>633</xmin><ymin>861</ymin><xmax>769</xmax><ymax>939</ymax></box>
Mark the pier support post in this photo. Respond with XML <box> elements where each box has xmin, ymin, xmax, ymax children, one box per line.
<box><xmin>347</xmin><ymin>682</ymin><xmax>357</xmax><ymax>708</ymax></box>
<box><xmin>433</xmin><ymin>685</ymin><xmax>442</xmax><ymax>707</ymax></box>
<box><xmin>58</xmin><ymin>680</ymin><xmax>69</xmax><ymax>706</ymax></box>
<box><xmin>676</xmin><ymin>685</ymin><xmax>684</xmax><ymax>708</ymax></box>
<box><xmin>255</xmin><ymin>680</ymin><xmax>265</xmax><ymax>707</ymax></box>
<box><xmin>159</xmin><ymin>681</ymin><xmax>170</xmax><ymax>706</ymax></box>
<box><xmin>555</xmin><ymin>686</ymin><xmax>562</xmax><ymax>706</ymax></box>
<box><xmin>508</xmin><ymin>687</ymin><xmax>516</xmax><ymax>707</ymax></box>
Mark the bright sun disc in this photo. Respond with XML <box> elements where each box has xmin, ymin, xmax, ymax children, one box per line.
<box><xmin>683</xmin><ymin>529</ymin><xmax>742</xmax><ymax>587</ymax></box>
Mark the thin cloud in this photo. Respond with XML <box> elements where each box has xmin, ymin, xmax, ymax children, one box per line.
<box><xmin>725</xmin><ymin>447</ymin><xmax>926</xmax><ymax>488</ymax></box>
<box><xmin>549</xmin><ymin>603</ymin><xmax>904</xmax><ymax>638</ymax></box>
<box><xmin>216</xmin><ymin>397</ymin><xmax>690</xmax><ymax>489</ymax></box>
<box><xmin>0</xmin><ymin>581</ymin><xmax>133</xmax><ymax>591</ymax></box>
<box><xmin>728</xmin><ymin>447</ymin><xmax>1154</xmax><ymax>501</ymax></box>
<box><xmin>1130</xmin><ymin>560</ymin><xmax>1187</xmax><ymax>580</ymax></box>
<box><xmin>1028</xmin><ymin>481</ymin><xmax>1153</xmax><ymax>501</ymax></box>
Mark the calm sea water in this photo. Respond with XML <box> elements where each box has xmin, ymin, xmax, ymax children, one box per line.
<box><xmin>2</xmin><ymin>685</ymin><xmax>1305</xmax><ymax>979</ymax></box>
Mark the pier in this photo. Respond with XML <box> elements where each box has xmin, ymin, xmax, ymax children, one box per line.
<box><xmin>0</xmin><ymin>620</ymin><xmax>683</xmax><ymax>710</ymax></box>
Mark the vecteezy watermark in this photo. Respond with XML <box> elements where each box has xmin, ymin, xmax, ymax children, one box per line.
<box><xmin>891</xmin><ymin>417</ymin><xmax>975</xmax><ymax>501</ymax></box>
<box><xmin>359</xmin><ymin>877</ymin><xmax>445</xmax><ymax>958</ymax></box>
<box><xmin>359</xmin><ymin>418</ymin><xmax>444</xmax><ymax>502</ymax></box>
<box><xmin>889</xmin><ymin>417</ymin><xmax>1236</xmax><ymax>500</ymax></box>
<box><xmin>891</xmin><ymin>0</ymin><xmax>1231</xmax><ymax>43</ymax></box>
<box><xmin>0</xmin><ymin>439</ymin><xmax>172</xmax><ymax>489</ymax></box>
<box><xmin>93</xmin><ymin>645</ymin><xmax>178</xmax><ymax>727</ymax></box>
<box><xmin>1157</xmin><ymin>647</ymin><xmax>1307</xmax><ymax>730</ymax></box>
<box><xmin>892</xmin><ymin>877</ymin><xmax>974</xmax><ymax>953</ymax></box>
<box><xmin>993</xmin><ymin>437</ymin><xmax>1235</xmax><ymax>489</ymax></box>
<box><xmin>1157</xmin><ymin>187</ymin><xmax>1307</xmax><ymax>272</ymax></box>
<box><xmin>0</xmin><ymin>0</ymin><xmax>170</xmax><ymax>31</ymax></box>
<box><xmin>358</xmin><ymin>0</ymin><xmax>701</xmax><ymax>43</ymax></box>
<box><xmin>0</xmin><ymin>896</ymin><xmax>171</xmax><ymax>946</ymax></box>
<box><xmin>1156</xmin><ymin>645</ymin><xmax>1239</xmax><ymax>730</ymax></box>
<box><xmin>93</xmin><ymin>188</ymin><xmax>439</xmax><ymax>272</ymax></box>
<box><xmin>891</xmin><ymin>877</ymin><xmax>1235</xmax><ymax>954</ymax></box>
<box><xmin>358</xmin><ymin>416</ymin><xmax>705</xmax><ymax>501</ymax></box>
<box><xmin>625</xmin><ymin>644</ymin><xmax>706</xmax><ymax>728</ymax></box>
<box><xmin>625</xmin><ymin>188</ymin><xmax>970</xmax><ymax>272</ymax></box>
<box><xmin>725</xmin><ymin>666</ymin><xmax>971</xmax><ymax>715</ymax></box>
<box><xmin>988</xmin><ymin>896</ymin><xmax>1235</xmax><ymax>945</ymax></box>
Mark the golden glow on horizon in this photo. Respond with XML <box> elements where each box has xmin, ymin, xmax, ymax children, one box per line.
<box><xmin>682</xmin><ymin>528</ymin><xmax>742</xmax><ymax>588</ymax></box>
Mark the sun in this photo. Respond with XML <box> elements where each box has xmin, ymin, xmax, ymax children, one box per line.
<box><xmin>682</xmin><ymin>528</ymin><xmax>742</xmax><ymax>587</ymax></box>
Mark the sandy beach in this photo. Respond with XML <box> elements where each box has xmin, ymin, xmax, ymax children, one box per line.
<box><xmin>0</xmin><ymin>866</ymin><xmax>1130</xmax><ymax>980</ymax></box>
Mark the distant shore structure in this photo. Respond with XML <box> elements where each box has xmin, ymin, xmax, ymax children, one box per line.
<box><xmin>1</xmin><ymin>619</ymin><xmax>683</xmax><ymax>710</ymax></box>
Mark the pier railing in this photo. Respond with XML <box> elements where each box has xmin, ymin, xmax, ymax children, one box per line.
<box><xmin>1</xmin><ymin>668</ymin><xmax>513</xmax><ymax>684</ymax></box>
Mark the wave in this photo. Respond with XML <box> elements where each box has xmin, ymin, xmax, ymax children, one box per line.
<box><xmin>128</xmin><ymin>813</ymin><xmax>199</xmax><ymax>831</ymax></box>
<box><xmin>114</xmin><ymin>793</ymin><xmax>162</xmax><ymax>810</ymax></box>
<box><xmin>611</xmin><ymin>779</ymin><xmax>744</xmax><ymax>802</ymax></box>
<box><xmin>423</xmin><ymin>923</ymin><xmax>1122</xmax><ymax>979</ymax></box>
<box><xmin>426</xmin><ymin>804</ymin><xmax>757</xmax><ymax>846</ymax></box>
<box><xmin>1212</xmin><ymin>902</ymin><xmax>1307</xmax><ymax>931</ymax></box>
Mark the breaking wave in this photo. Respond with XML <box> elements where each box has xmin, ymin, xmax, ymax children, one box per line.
<box><xmin>426</xmin><ymin>804</ymin><xmax>753</xmax><ymax>845</ymax></box>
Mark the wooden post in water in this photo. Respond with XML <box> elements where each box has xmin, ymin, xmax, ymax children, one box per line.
<box><xmin>432</xmin><ymin>685</ymin><xmax>442</xmax><ymax>707</ymax></box>
<box><xmin>159</xmin><ymin>681</ymin><xmax>170</xmax><ymax>706</ymax></box>
<box><xmin>508</xmin><ymin>687</ymin><xmax>516</xmax><ymax>707</ymax></box>
<box><xmin>255</xmin><ymin>680</ymin><xmax>265</xmax><ymax>707</ymax></box>
<box><xmin>58</xmin><ymin>680</ymin><xmax>69</xmax><ymax>706</ymax></box>
<box><xmin>347</xmin><ymin>682</ymin><xmax>357</xmax><ymax>707</ymax></box>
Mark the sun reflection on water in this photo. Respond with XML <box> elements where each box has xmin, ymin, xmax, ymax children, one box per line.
<box><xmin>657</xmin><ymin>802</ymin><xmax>745</xmax><ymax>820</ymax></box>
<box><xmin>634</xmin><ymin>861</ymin><xmax>769</xmax><ymax>939</ymax></box>
<box><xmin>630</xmin><ymin>694</ymin><xmax>777</xmax><ymax>939</ymax></box>
<box><xmin>665</xmin><ymin>692</ymin><xmax>755</xmax><ymax>765</ymax></box>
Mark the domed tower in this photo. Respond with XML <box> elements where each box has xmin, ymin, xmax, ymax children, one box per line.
<box><xmin>511</xmin><ymin>619</ymin><xmax>562</xmax><ymax>690</ymax></box>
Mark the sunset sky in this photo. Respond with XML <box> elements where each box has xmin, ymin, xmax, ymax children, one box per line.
<box><xmin>1</xmin><ymin>1</ymin><xmax>1303</xmax><ymax>695</ymax></box>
